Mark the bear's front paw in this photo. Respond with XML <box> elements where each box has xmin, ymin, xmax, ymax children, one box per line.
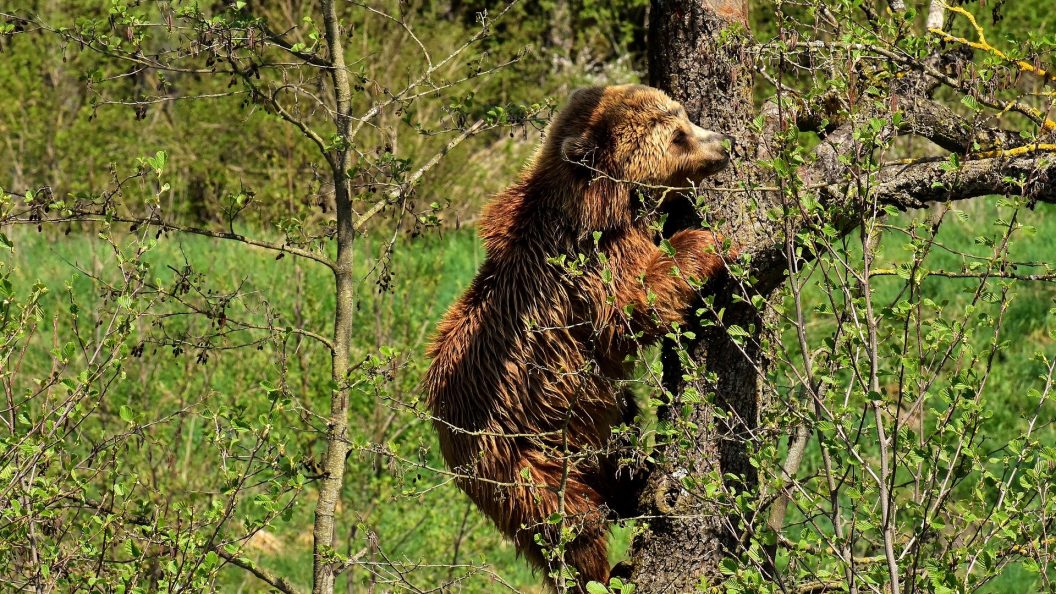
<box><xmin>666</xmin><ymin>229</ymin><xmax>730</xmax><ymax>280</ymax></box>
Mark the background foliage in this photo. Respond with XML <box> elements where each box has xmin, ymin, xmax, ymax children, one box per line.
<box><xmin>2</xmin><ymin>0</ymin><xmax>1056</xmax><ymax>592</ymax></box>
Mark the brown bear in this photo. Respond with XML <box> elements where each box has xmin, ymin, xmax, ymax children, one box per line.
<box><xmin>425</xmin><ymin>84</ymin><xmax>731</xmax><ymax>591</ymax></box>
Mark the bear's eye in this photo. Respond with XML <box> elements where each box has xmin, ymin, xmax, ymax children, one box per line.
<box><xmin>671</xmin><ymin>129</ymin><xmax>688</xmax><ymax>146</ymax></box>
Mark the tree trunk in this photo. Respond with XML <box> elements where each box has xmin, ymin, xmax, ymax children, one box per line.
<box><xmin>313</xmin><ymin>1</ymin><xmax>356</xmax><ymax>593</ymax></box>
<box><xmin>630</xmin><ymin>1</ymin><xmax>780</xmax><ymax>590</ymax></box>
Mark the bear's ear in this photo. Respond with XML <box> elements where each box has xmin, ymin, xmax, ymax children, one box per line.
<box><xmin>560</xmin><ymin>134</ymin><xmax>598</xmax><ymax>166</ymax></box>
<box><xmin>567</xmin><ymin>86</ymin><xmax>603</xmax><ymax>107</ymax></box>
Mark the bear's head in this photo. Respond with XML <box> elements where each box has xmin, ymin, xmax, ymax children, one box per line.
<box><xmin>551</xmin><ymin>85</ymin><xmax>729</xmax><ymax>185</ymax></box>
<box><xmin>538</xmin><ymin>84</ymin><xmax>729</xmax><ymax>230</ymax></box>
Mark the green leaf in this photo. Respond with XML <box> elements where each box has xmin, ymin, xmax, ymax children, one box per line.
<box><xmin>659</xmin><ymin>239</ymin><xmax>675</xmax><ymax>257</ymax></box>
<box><xmin>726</xmin><ymin>325</ymin><xmax>749</xmax><ymax>337</ymax></box>
<box><xmin>960</xmin><ymin>94</ymin><xmax>982</xmax><ymax>112</ymax></box>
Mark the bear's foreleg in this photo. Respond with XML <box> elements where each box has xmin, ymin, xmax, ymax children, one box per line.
<box><xmin>622</xmin><ymin>228</ymin><xmax>728</xmax><ymax>339</ymax></box>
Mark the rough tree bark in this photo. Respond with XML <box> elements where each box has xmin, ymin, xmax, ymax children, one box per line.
<box><xmin>630</xmin><ymin>1</ymin><xmax>1056</xmax><ymax>591</ymax></box>
<box><xmin>629</xmin><ymin>2</ymin><xmax>781</xmax><ymax>591</ymax></box>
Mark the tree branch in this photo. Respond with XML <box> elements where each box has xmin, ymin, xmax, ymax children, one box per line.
<box><xmin>216</xmin><ymin>549</ymin><xmax>305</xmax><ymax>594</ymax></box>
<box><xmin>58</xmin><ymin>496</ymin><xmax>303</xmax><ymax>594</ymax></box>
<box><xmin>4</xmin><ymin>210</ymin><xmax>334</xmax><ymax>271</ymax></box>
<box><xmin>246</xmin><ymin>8</ymin><xmax>333</xmax><ymax>69</ymax></box>
<box><xmin>892</xmin><ymin>95</ymin><xmax>1018</xmax><ymax>154</ymax></box>
<box><xmin>861</xmin><ymin>153</ymin><xmax>1056</xmax><ymax>210</ymax></box>
<box><xmin>353</xmin><ymin>118</ymin><xmax>487</xmax><ymax>233</ymax></box>
<box><xmin>749</xmin><ymin>152</ymin><xmax>1056</xmax><ymax>292</ymax></box>
<box><xmin>930</xmin><ymin>4</ymin><xmax>1056</xmax><ymax>86</ymax></box>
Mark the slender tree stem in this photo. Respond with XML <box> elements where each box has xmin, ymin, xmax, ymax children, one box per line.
<box><xmin>313</xmin><ymin>1</ymin><xmax>356</xmax><ymax>592</ymax></box>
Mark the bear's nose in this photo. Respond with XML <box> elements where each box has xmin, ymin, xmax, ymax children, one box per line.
<box><xmin>693</xmin><ymin>128</ymin><xmax>731</xmax><ymax>150</ymax></box>
<box><xmin>694</xmin><ymin>129</ymin><xmax>724</xmax><ymax>144</ymax></box>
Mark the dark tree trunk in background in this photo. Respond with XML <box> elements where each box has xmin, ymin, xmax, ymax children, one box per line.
<box><xmin>631</xmin><ymin>1</ymin><xmax>781</xmax><ymax>590</ymax></box>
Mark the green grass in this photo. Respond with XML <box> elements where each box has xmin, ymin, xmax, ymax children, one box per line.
<box><xmin>5</xmin><ymin>199</ymin><xmax>1056</xmax><ymax>592</ymax></box>
<box><xmin>6</xmin><ymin>225</ymin><xmax>548</xmax><ymax>592</ymax></box>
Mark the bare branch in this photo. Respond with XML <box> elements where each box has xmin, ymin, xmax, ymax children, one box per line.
<box><xmin>216</xmin><ymin>549</ymin><xmax>305</xmax><ymax>594</ymax></box>
<box><xmin>860</xmin><ymin>153</ymin><xmax>1056</xmax><ymax>210</ymax></box>
<box><xmin>353</xmin><ymin>119</ymin><xmax>487</xmax><ymax>233</ymax></box>
<box><xmin>5</xmin><ymin>210</ymin><xmax>335</xmax><ymax>271</ymax></box>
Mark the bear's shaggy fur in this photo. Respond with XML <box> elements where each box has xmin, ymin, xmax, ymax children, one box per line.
<box><xmin>425</xmin><ymin>85</ymin><xmax>731</xmax><ymax>590</ymax></box>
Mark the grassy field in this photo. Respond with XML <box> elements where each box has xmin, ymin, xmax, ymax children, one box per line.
<box><xmin>7</xmin><ymin>225</ymin><xmax>533</xmax><ymax>591</ymax></box>
<box><xmin>10</xmin><ymin>221</ymin><xmax>643</xmax><ymax>591</ymax></box>
<box><xmin>6</xmin><ymin>195</ymin><xmax>1056</xmax><ymax>591</ymax></box>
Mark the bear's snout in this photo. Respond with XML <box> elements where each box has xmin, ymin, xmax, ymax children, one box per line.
<box><xmin>693</xmin><ymin>127</ymin><xmax>724</xmax><ymax>145</ymax></box>
<box><xmin>692</xmin><ymin>126</ymin><xmax>731</xmax><ymax>163</ymax></box>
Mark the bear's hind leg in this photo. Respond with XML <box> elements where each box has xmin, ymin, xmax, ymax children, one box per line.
<box><xmin>515</xmin><ymin>524</ymin><xmax>609</xmax><ymax>593</ymax></box>
<box><xmin>567</xmin><ymin>531</ymin><xmax>610</xmax><ymax>590</ymax></box>
<box><xmin>511</xmin><ymin>451</ymin><xmax>612</xmax><ymax>592</ymax></box>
